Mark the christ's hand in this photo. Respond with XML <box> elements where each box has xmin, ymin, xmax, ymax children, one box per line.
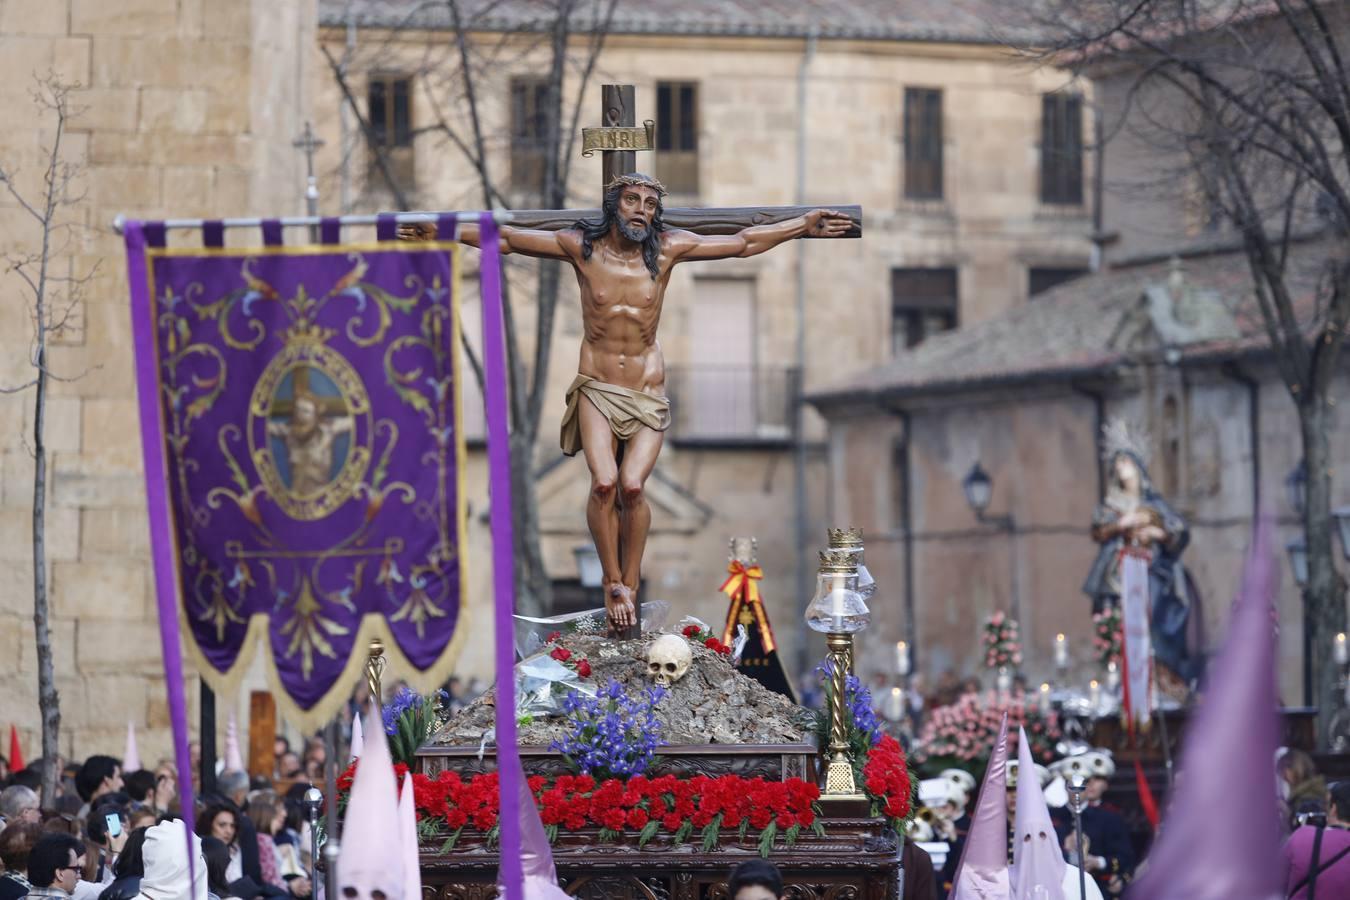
<box><xmin>806</xmin><ymin>209</ymin><xmax>853</xmax><ymax>237</ymax></box>
<box><xmin>397</xmin><ymin>222</ymin><xmax>437</xmax><ymax>242</ymax></box>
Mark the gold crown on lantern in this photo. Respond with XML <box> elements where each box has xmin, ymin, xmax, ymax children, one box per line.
<box><xmin>827</xmin><ymin>527</ymin><xmax>864</xmax><ymax>549</ymax></box>
<box><xmin>817</xmin><ymin>549</ymin><xmax>859</xmax><ymax>574</ymax></box>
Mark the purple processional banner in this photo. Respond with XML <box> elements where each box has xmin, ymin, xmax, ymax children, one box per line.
<box><xmin>124</xmin><ymin>216</ymin><xmax>471</xmax><ymax>730</ymax></box>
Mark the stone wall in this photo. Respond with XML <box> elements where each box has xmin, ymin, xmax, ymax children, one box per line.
<box><xmin>0</xmin><ymin>0</ymin><xmax>315</xmax><ymax>766</ymax></box>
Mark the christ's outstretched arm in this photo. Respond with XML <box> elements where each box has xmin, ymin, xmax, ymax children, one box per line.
<box><xmin>670</xmin><ymin>209</ymin><xmax>853</xmax><ymax>262</ymax></box>
<box><xmin>398</xmin><ymin>222</ymin><xmax>576</xmax><ymax>261</ymax></box>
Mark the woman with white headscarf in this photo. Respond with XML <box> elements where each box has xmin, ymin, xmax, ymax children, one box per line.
<box><xmin>137</xmin><ymin>821</ymin><xmax>207</xmax><ymax>900</ymax></box>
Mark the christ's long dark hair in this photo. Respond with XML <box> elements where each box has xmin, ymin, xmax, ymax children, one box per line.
<box><xmin>576</xmin><ymin>178</ymin><xmax>666</xmax><ymax>279</ymax></box>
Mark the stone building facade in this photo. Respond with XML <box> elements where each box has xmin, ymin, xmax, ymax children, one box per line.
<box><xmin>810</xmin><ymin>247</ymin><xmax>1345</xmax><ymax>702</ymax></box>
<box><xmin>808</xmin><ymin>6</ymin><xmax>1350</xmax><ymax>703</ymax></box>
<box><xmin>1</xmin><ymin>0</ymin><xmax>1096</xmax><ymax>759</ymax></box>
<box><xmin>0</xmin><ymin>0</ymin><xmax>316</xmax><ymax>764</ymax></box>
<box><xmin>313</xmin><ymin>1</ymin><xmax>1097</xmax><ymax>683</ymax></box>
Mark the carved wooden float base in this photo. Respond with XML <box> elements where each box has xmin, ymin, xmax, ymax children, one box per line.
<box><xmin>419</xmin><ymin>803</ymin><xmax>902</xmax><ymax>900</ymax></box>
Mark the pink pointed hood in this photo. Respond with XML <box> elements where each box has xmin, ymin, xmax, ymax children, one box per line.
<box><xmin>124</xmin><ymin>721</ymin><xmax>142</xmax><ymax>772</ymax></box>
<box><xmin>398</xmin><ymin>772</ymin><xmax>422</xmax><ymax>900</ymax></box>
<box><xmin>350</xmin><ymin>712</ymin><xmax>365</xmax><ymax>762</ymax></box>
<box><xmin>950</xmin><ymin>712</ymin><xmax>1012</xmax><ymax>900</ymax></box>
<box><xmin>339</xmin><ymin>710</ymin><xmax>404</xmax><ymax>899</ymax></box>
<box><xmin>1012</xmin><ymin>726</ymin><xmax>1065</xmax><ymax>899</ymax></box>
<box><xmin>500</xmin><ymin>753</ymin><xmax>570</xmax><ymax>900</ymax></box>
<box><xmin>224</xmin><ymin>711</ymin><xmax>245</xmax><ymax>772</ymax></box>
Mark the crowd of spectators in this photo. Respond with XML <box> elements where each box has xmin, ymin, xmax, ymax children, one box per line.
<box><xmin>0</xmin><ymin>749</ymin><xmax>316</xmax><ymax>900</ymax></box>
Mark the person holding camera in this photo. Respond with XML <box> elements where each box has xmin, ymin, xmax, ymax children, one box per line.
<box><xmin>1284</xmin><ymin>781</ymin><xmax>1350</xmax><ymax>899</ymax></box>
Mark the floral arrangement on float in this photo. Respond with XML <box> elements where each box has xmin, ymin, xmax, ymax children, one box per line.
<box><xmin>339</xmin><ymin>655</ymin><xmax>916</xmax><ymax>855</ymax></box>
<box><xmin>982</xmin><ymin>609</ymin><xmax>1022</xmax><ymax>670</ymax></box>
<box><xmin>911</xmin><ymin>688</ymin><xmax>1060</xmax><ymax>774</ymax></box>
<box><xmin>680</xmin><ymin>622</ymin><xmax>733</xmax><ymax>657</ymax></box>
<box><xmin>1092</xmin><ymin>605</ymin><xmax>1124</xmax><ymax>669</ymax></box>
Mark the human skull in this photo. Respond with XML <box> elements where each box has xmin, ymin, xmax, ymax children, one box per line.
<box><xmin>646</xmin><ymin>634</ymin><xmax>693</xmax><ymax>687</ymax></box>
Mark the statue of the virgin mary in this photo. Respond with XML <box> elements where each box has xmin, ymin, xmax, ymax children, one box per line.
<box><xmin>1082</xmin><ymin>420</ymin><xmax>1203</xmax><ymax>687</ymax></box>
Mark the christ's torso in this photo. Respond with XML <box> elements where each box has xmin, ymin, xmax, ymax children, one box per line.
<box><xmin>281</xmin><ymin>423</ymin><xmax>341</xmax><ymax>495</ymax></box>
<box><xmin>569</xmin><ymin>232</ymin><xmax>676</xmax><ymax>394</ymax></box>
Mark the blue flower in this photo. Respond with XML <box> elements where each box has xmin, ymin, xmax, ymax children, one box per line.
<box><xmin>382</xmin><ymin>686</ymin><xmax>424</xmax><ymax>736</ymax></box>
<box><xmin>550</xmin><ymin>679</ymin><xmax>666</xmax><ymax>780</ymax></box>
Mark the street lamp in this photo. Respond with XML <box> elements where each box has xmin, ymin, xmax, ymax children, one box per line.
<box><xmin>805</xmin><ymin>548</ymin><xmax>870</xmax><ymax>797</ymax></box>
<box><xmin>1287</xmin><ymin>537</ymin><xmax>1309</xmax><ymax>588</ymax></box>
<box><xmin>961</xmin><ymin>461</ymin><xmax>1019</xmax><ymax>622</ymax></box>
<box><xmin>1286</xmin><ymin>460</ymin><xmax>1307</xmax><ymax>518</ymax></box>
<box><xmin>963</xmin><ymin>463</ymin><xmax>993</xmax><ymax>516</ymax></box>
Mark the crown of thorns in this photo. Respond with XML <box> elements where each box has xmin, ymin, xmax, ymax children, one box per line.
<box><xmin>605</xmin><ymin>173</ymin><xmax>668</xmax><ymax>196</ymax></box>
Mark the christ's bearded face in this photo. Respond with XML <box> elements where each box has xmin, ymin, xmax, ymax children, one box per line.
<box><xmin>616</xmin><ymin>186</ymin><xmax>660</xmax><ymax>243</ymax></box>
<box><xmin>293</xmin><ymin>395</ymin><xmax>318</xmax><ymax>435</ymax></box>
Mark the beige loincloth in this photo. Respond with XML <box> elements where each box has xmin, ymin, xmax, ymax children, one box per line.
<box><xmin>560</xmin><ymin>375</ymin><xmax>672</xmax><ymax>457</ymax></box>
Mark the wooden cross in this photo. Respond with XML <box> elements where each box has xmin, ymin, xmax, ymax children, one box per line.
<box><xmin>573</xmin><ymin>85</ymin><xmax>860</xmax><ymax>637</ymax></box>
<box><xmin>563</xmin><ymin>82</ymin><xmax>863</xmax><ymax>237</ymax></box>
<box><xmin>268</xmin><ymin>366</ymin><xmax>347</xmax><ymax>419</ymax></box>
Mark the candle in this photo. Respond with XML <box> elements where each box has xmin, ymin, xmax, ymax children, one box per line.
<box><xmin>1106</xmin><ymin>660</ymin><xmax>1120</xmax><ymax>690</ymax></box>
<box><xmin>1336</xmin><ymin>633</ymin><xmax>1348</xmax><ymax>666</ymax></box>
<box><xmin>895</xmin><ymin>641</ymin><xmax>911</xmax><ymax>676</ymax></box>
<box><xmin>1054</xmin><ymin>633</ymin><xmax>1069</xmax><ymax>668</ymax></box>
<box><xmin>1039</xmin><ymin>682</ymin><xmax>1051</xmax><ymax>714</ymax></box>
<box><xmin>1089</xmin><ymin>679</ymin><xmax>1101</xmax><ymax>709</ymax></box>
<box><xmin>885</xmin><ymin>687</ymin><xmax>905</xmax><ymax>721</ymax></box>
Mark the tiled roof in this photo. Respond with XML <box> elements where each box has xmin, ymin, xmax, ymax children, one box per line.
<box><xmin>318</xmin><ymin>0</ymin><xmax>1046</xmax><ymax>45</ymax></box>
<box><xmin>808</xmin><ymin>241</ymin><xmax>1330</xmax><ymax>408</ymax></box>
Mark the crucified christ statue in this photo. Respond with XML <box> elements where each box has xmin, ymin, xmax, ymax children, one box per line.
<box><xmin>408</xmin><ymin>173</ymin><xmax>850</xmax><ymax>633</ymax></box>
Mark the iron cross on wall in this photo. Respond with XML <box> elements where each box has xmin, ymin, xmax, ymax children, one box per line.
<box><xmin>436</xmin><ymin>83</ymin><xmax>861</xmax><ymax>639</ymax></box>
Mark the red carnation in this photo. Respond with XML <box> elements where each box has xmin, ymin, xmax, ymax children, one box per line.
<box><xmin>704</xmin><ymin>637</ymin><xmax>719</xmax><ymax>650</ymax></box>
<box><xmin>576</xmin><ymin>659</ymin><xmax>592</xmax><ymax>677</ymax></box>
<box><xmin>550</xmin><ymin>646</ymin><xmax>572</xmax><ymax>662</ymax></box>
<box><xmin>626</xmin><ymin>807</ymin><xmax>650</xmax><ymax>830</ymax></box>
<box><xmin>683</xmin><ymin>625</ymin><xmax>701</xmax><ymax>637</ymax></box>
<box><xmin>546</xmin><ymin>631</ymin><xmax>562</xmax><ymax>643</ymax></box>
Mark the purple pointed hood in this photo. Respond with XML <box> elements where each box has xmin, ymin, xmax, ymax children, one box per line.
<box><xmin>1126</xmin><ymin>518</ymin><xmax>1281</xmax><ymax>899</ymax></box>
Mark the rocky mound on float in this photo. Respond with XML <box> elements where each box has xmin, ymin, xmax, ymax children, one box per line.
<box><xmin>428</xmin><ymin>633</ymin><xmax>816</xmax><ymax>747</ymax></box>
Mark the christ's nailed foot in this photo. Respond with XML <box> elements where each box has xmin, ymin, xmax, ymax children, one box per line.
<box><xmin>606</xmin><ymin>582</ymin><xmax>636</xmax><ymax>630</ymax></box>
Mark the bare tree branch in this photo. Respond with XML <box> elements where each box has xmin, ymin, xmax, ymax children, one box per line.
<box><xmin>320</xmin><ymin>43</ymin><xmax>413</xmax><ymax>210</ymax></box>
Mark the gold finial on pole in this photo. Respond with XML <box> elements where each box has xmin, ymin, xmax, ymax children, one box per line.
<box><xmin>365</xmin><ymin>637</ymin><xmax>387</xmax><ymax>705</ymax></box>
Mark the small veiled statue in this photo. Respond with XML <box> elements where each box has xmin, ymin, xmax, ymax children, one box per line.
<box><xmin>1082</xmin><ymin>420</ymin><xmax>1203</xmax><ymax>688</ymax></box>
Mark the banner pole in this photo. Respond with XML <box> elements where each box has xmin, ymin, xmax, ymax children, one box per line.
<box><xmin>124</xmin><ymin>219</ymin><xmax>198</xmax><ymax>866</ymax></box>
<box><xmin>477</xmin><ymin>212</ymin><xmax>523</xmax><ymax>900</ymax></box>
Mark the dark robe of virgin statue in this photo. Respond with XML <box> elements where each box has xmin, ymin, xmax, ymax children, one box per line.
<box><xmin>1082</xmin><ymin>450</ymin><xmax>1203</xmax><ymax>686</ymax></box>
